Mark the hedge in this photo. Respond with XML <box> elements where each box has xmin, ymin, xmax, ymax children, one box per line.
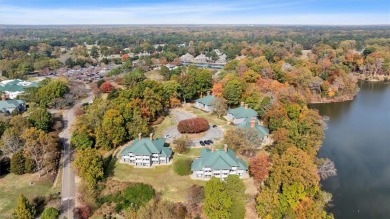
<box><xmin>177</xmin><ymin>117</ymin><xmax>209</xmax><ymax>134</ymax></box>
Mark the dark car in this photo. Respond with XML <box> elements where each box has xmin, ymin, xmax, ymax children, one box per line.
<box><xmin>212</xmin><ymin>125</ymin><xmax>217</xmax><ymax>128</ymax></box>
<box><xmin>199</xmin><ymin>141</ymin><xmax>205</xmax><ymax>146</ymax></box>
<box><xmin>208</xmin><ymin>140</ymin><xmax>214</xmax><ymax>144</ymax></box>
<box><xmin>204</xmin><ymin>140</ymin><xmax>210</xmax><ymax>145</ymax></box>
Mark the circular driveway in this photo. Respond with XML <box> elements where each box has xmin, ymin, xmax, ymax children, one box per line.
<box><xmin>163</xmin><ymin>109</ymin><xmax>224</xmax><ymax>146</ymax></box>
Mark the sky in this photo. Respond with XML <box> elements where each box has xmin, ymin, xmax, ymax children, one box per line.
<box><xmin>0</xmin><ymin>0</ymin><xmax>389</xmax><ymax>25</ymax></box>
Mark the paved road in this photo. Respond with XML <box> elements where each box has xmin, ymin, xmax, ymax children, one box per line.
<box><xmin>163</xmin><ymin>109</ymin><xmax>223</xmax><ymax>145</ymax></box>
<box><xmin>59</xmin><ymin>85</ymin><xmax>94</xmax><ymax>219</ymax></box>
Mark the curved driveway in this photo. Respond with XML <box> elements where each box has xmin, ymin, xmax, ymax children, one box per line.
<box><xmin>163</xmin><ymin>109</ymin><xmax>224</xmax><ymax>146</ymax></box>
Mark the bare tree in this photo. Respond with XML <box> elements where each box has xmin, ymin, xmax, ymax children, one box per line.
<box><xmin>210</xmin><ymin>97</ymin><xmax>227</xmax><ymax>118</ymax></box>
<box><xmin>318</xmin><ymin>158</ymin><xmax>337</xmax><ymax>180</ymax></box>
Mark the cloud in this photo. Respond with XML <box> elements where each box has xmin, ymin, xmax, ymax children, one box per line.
<box><xmin>0</xmin><ymin>1</ymin><xmax>388</xmax><ymax>25</ymax></box>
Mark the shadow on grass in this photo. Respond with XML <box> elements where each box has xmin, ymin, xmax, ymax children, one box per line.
<box><xmin>103</xmin><ymin>155</ymin><xmax>117</xmax><ymax>179</ymax></box>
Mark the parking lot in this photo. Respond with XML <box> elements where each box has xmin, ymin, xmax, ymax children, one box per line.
<box><xmin>163</xmin><ymin>109</ymin><xmax>224</xmax><ymax>146</ymax></box>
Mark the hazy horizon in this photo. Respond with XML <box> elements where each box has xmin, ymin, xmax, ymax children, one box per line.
<box><xmin>0</xmin><ymin>0</ymin><xmax>389</xmax><ymax>25</ymax></box>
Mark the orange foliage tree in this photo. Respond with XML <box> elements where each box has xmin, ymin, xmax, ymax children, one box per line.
<box><xmin>211</xmin><ymin>82</ymin><xmax>223</xmax><ymax>97</ymax></box>
<box><xmin>249</xmin><ymin>153</ymin><xmax>271</xmax><ymax>183</ymax></box>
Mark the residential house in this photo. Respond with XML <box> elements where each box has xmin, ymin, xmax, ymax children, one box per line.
<box><xmin>0</xmin><ymin>96</ymin><xmax>26</xmax><ymax>115</ymax></box>
<box><xmin>191</xmin><ymin>145</ymin><xmax>248</xmax><ymax>179</ymax></box>
<box><xmin>226</xmin><ymin>102</ymin><xmax>258</xmax><ymax>125</ymax></box>
<box><xmin>237</xmin><ymin>117</ymin><xmax>270</xmax><ymax>145</ymax></box>
<box><xmin>194</xmin><ymin>94</ymin><xmax>215</xmax><ymax>112</ymax></box>
<box><xmin>120</xmin><ymin>133</ymin><xmax>173</xmax><ymax>167</ymax></box>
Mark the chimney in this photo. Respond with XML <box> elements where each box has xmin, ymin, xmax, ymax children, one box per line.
<box><xmin>211</xmin><ymin>145</ymin><xmax>215</xmax><ymax>153</ymax></box>
<box><xmin>250</xmin><ymin>117</ymin><xmax>256</xmax><ymax>128</ymax></box>
<box><xmin>244</xmin><ymin>104</ymin><xmax>248</xmax><ymax>109</ymax></box>
<box><xmin>207</xmin><ymin>90</ymin><xmax>211</xmax><ymax>96</ymax></box>
<box><xmin>150</xmin><ymin>133</ymin><xmax>154</xmax><ymax>141</ymax></box>
<box><xmin>224</xmin><ymin>144</ymin><xmax>228</xmax><ymax>152</ymax></box>
<box><xmin>1</xmin><ymin>95</ymin><xmax>6</xmax><ymax>101</ymax></box>
<box><xmin>138</xmin><ymin>133</ymin><xmax>142</xmax><ymax>140</ymax></box>
<box><xmin>240</xmin><ymin>101</ymin><xmax>244</xmax><ymax>107</ymax></box>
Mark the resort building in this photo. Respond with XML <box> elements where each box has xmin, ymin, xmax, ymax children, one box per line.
<box><xmin>194</xmin><ymin>94</ymin><xmax>215</xmax><ymax>112</ymax></box>
<box><xmin>191</xmin><ymin>145</ymin><xmax>248</xmax><ymax>180</ymax></box>
<box><xmin>237</xmin><ymin>117</ymin><xmax>270</xmax><ymax>144</ymax></box>
<box><xmin>0</xmin><ymin>79</ymin><xmax>38</xmax><ymax>99</ymax></box>
<box><xmin>120</xmin><ymin>133</ymin><xmax>173</xmax><ymax>167</ymax></box>
<box><xmin>0</xmin><ymin>96</ymin><xmax>26</xmax><ymax>115</ymax></box>
<box><xmin>226</xmin><ymin>102</ymin><xmax>258</xmax><ymax>125</ymax></box>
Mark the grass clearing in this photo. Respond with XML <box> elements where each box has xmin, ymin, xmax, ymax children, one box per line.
<box><xmin>0</xmin><ymin>173</ymin><xmax>56</xmax><ymax>217</ymax></box>
<box><xmin>144</xmin><ymin>70</ymin><xmax>164</xmax><ymax>81</ymax></box>
<box><xmin>112</xmin><ymin>149</ymin><xmax>205</xmax><ymax>202</ymax></box>
<box><xmin>153</xmin><ymin>115</ymin><xmax>175</xmax><ymax>137</ymax></box>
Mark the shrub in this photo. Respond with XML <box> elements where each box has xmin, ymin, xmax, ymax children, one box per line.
<box><xmin>177</xmin><ymin>117</ymin><xmax>209</xmax><ymax>134</ymax></box>
<box><xmin>174</xmin><ymin>158</ymin><xmax>192</xmax><ymax>176</ymax></box>
<box><xmin>41</xmin><ymin>207</ymin><xmax>60</xmax><ymax>219</ymax></box>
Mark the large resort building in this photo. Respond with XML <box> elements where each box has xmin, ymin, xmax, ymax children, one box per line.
<box><xmin>120</xmin><ymin>133</ymin><xmax>173</xmax><ymax>167</ymax></box>
<box><xmin>191</xmin><ymin>145</ymin><xmax>248</xmax><ymax>180</ymax></box>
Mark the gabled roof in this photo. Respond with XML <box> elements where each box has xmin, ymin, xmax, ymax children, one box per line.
<box><xmin>195</xmin><ymin>95</ymin><xmax>215</xmax><ymax>106</ymax></box>
<box><xmin>120</xmin><ymin>138</ymin><xmax>172</xmax><ymax>157</ymax></box>
<box><xmin>0</xmin><ymin>99</ymin><xmax>25</xmax><ymax>109</ymax></box>
<box><xmin>227</xmin><ymin>106</ymin><xmax>258</xmax><ymax>119</ymax></box>
<box><xmin>237</xmin><ymin>119</ymin><xmax>269</xmax><ymax>138</ymax></box>
<box><xmin>191</xmin><ymin>148</ymin><xmax>248</xmax><ymax>171</ymax></box>
<box><xmin>0</xmin><ymin>79</ymin><xmax>38</xmax><ymax>92</ymax></box>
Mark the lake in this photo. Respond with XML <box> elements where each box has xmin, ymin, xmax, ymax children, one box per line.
<box><xmin>312</xmin><ymin>81</ymin><xmax>390</xmax><ymax>219</ymax></box>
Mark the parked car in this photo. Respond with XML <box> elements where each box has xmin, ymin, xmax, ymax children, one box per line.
<box><xmin>204</xmin><ymin>140</ymin><xmax>210</xmax><ymax>145</ymax></box>
<box><xmin>212</xmin><ymin>125</ymin><xmax>217</xmax><ymax>128</ymax></box>
<box><xmin>199</xmin><ymin>141</ymin><xmax>205</xmax><ymax>146</ymax></box>
<box><xmin>207</xmin><ymin>140</ymin><xmax>214</xmax><ymax>144</ymax></box>
<box><xmin>164</xmin><ymin>134</ymin><xmax>172</xmax><ymax>138</ymax></box>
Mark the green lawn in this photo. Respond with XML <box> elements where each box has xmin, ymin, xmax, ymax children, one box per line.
<box><xmin>0</xmin><ymin>173</ymin><xmax>57</xmax><ymax>217</ymax></box>
<box><xmin>112</xmin><ymin>149</ymin><xmax>205</xmax><ymax>202</ymax></box>
<box><xmin>183</xmin><ymin>106</ymin><xmax>234</xmax><ymax>132</ymax></box>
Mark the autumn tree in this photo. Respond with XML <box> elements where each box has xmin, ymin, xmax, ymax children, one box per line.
<box><xmin>22</xmin><ymin>128</ymin><xmax>58</xmax><ymax>176</ymax></box>
<box><xmin>99</xmin><ymin>81</ymin><xmax>114</xmax><ymax>93</ymax></box>
<box><xmin>173</xmin><ymin>136</ymin><xmax>190</xmax><ymax>154</ymax></box>
<box><xmin>12</xmin><ymin>194</ymin><xmax>35</xmax><ymax>219</ymax></box>
<box><xmin>249</xmin><ymin>153</ymin><xmax>271</xmax><ymax>183</ymax></box>
<box><xmin>211</xmin><ymin>97</ymin><xmax>228</xmax><ymax>118</ymax></box>
<box><xmin>73</xmin><ymin>148</ymin><xmax>104</xmax><ymax>188</ymax></box>
<box><xmin>224</xmin><ymin>128</ymin><xmax>264</xmax><ymax>154</ymax></box>
<box><xmin>95</xmin><ymin>109</ymin><xmax>127</xmax><ymax>149</ymax></box>
<box><xmin>211</xmin><ymin>82</ymin><xmax>223</xmax><ymax>97</ymax></box>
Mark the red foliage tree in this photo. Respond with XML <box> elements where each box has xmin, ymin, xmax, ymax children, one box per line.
<box><xmin>99</xmin><ymin>81</ymin><xmax>114</xmax><ymax>93</ymax></box>
<box><xmin>177</xmin><ymin>117</ymin><xmax>209</xmax><ymax>134</ymax></box>
<box><xmin>121</xmin><ymin>53</ymin><xmax>129</xmax><ymax>61</ymax></box>
<box><xmin>249</xmin><ymin>153</ymin><xmax>271</xmax><ymax>183</ymax></box>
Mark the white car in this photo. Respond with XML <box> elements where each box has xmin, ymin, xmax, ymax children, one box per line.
<box><xmin>164</xmin><ymin>134</ymin><xmax>172</xmax><ymax>138</ymax></box>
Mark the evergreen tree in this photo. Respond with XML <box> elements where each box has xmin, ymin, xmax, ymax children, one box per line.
<box><xmin>10</xmin><ymin>150</ymin><xmax>25</xmax><ymax>175</ymax></box>
<box><xmin>12</xmin><ymin>194</ymin><xmax>35</xmax><ymax>219</ymax></box>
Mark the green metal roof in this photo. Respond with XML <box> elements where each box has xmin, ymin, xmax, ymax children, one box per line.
<box><xmin>120</xmin><ymin>138</ymin><xmax>172</xmax><ymax>157</ymax></box>
<box><xmin>237</xmin><ymin>119</ymin><xmax>269</xmax><ymax>138</ymax></box>
<box><xmin>0</xmin><ymin>79</ymin><xmax>38</xmax><ymax>92</ymax></box>
<box><xmin>195</xmin><ymin>95</ymin><xmax>215</xmax><ymax>106</ymax></box>
<box><xmin>191</xmin><ymin>148</ymin><xmax>248</xmax><ymax>171</ymax></box>
<box><xmin>227</xmin><ymin>106</ymin><xmax>258</xmax><ymax>119</ymax></box>
<box><xmin>0</xmin><ymin>99</ymin><xmax>25</xmax><ymax>109</ymax></box>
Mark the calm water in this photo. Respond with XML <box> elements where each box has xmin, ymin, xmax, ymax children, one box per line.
<box><xmin>312</xmin><ymin>81</ymin><xmax>390</xmax><ymax>219</ymax></box>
